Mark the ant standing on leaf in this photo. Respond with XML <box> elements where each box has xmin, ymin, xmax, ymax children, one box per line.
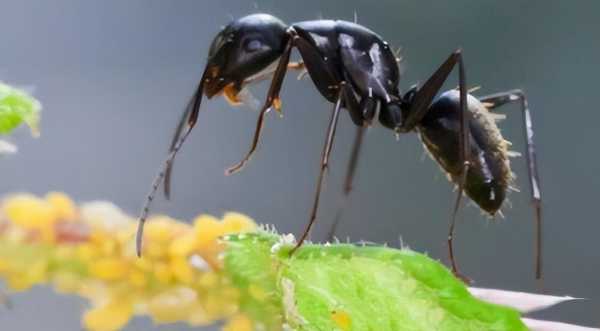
<box><xmin>136</xmin><ymin>13</ymin><xmax>542</xmax><ymax>282</ymax></box>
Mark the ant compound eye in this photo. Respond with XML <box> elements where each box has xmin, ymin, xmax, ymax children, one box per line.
<box><xmin>244</xmin><ymin>38</ymin><xmax>264</xmax><ymax>52</ymax></box>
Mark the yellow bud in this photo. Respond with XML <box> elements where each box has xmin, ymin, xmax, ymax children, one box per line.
<box><xmin>53</xmin><ymin>272</ymin><xmax>80</xmax><ymax>293</ymax></box>
<box><xmin>46</xmin><ymin>192</ymin><xmax>77</xmax><ymax>220</ymax></box>
<box><xmin>7</xmin><ymin>260</ymin><xmax>47</xmax><ymax>291</ymax></box>
<box><xmin>220</xmin><ymin>286</ymin><xmax>241</xmax><ymax>303</ymax></box>
<box><xmin>28</xmin><ymin>259</ymin><xmax>48</xmax><ymax>283</ymax></box>
<box><xmin>133</xmin><ymin>256</ymin><xmax>153</xmax><ymax>271</ymax></box>
<box><xmin>7</xmin><ymin>274</ymin><xmax>34</xmax><ymax>291</ymax></box>
<box><xmin>168</xmin><ymin>232</ymin><xmax>197</xmax><ymax>257</ymax></box>
<box><xmin>197</xmin><ymin>271</ymin><xmax>219</xmax><ymax>288</ymax></box>
<box><xmin>0</xmin><ymin>193</ymin><xmax>261</xmax><ymax>330</ymax></box>
<box><xmin>187</xmin><ymin>303</ymin><xmax>213</xmax><ymax>326</ymax></box>
<box><xmin>146</xmin><ymin>241</ymin><xmax>168</xmax><ymax>259</ymax></box>
<box><xmin>78</xmin><ymin>282</ymin><xmax>108</xmax><ymax>303</ymax></box>
<box><xmin>99</xmin><ymin>238</ymin><xmax>118</xmax><ymax>257</ymax></box>
<box><xmin>170</xmin><ymin>257</ymin><xmax>194</xmax><ymax>284</ymax></box>
<box><xmin>128</xmin><ymin>270</ymin><xmax>147</xmax><ymax>288</ymax></box>
<box><xmin>193</xmin><ymin>215</ymin><xmax>224</xmax><ymax>247</ymax></box>
<box><xmin>145</xmin><ymin>217</ymin><xmax>177</xmax><ymax>243</ymax></box>
<box><xmin>203</xmin><ymin>293</ymin><xmax>228</xmax><ymax>316</ymax></box>
<box><xmin>223</xmin><ymin>313</ymin><xmax>253</xmax><ymax>331</ymax></box>
<box><xmin>147</xmin><ymin>286</ymin><xmax>197</xmax><ymax>323</ymax></box>
<box><xmin>154</xmin><ymin>262</ymin><xmax>173</xmax><ymax>284</ymax></box>
<box><xmin>89</xmin><ymin>231</ymin><xmax>112</xmax><ymax>252</ymax></box>
<box><xmin>3</xmin><ymin>194</ymin><xmax>56</xmax><ymax>229</ymax></box>
<box><xmin>83</xmin><ymin>300</ymin><xmax>133</xmax><ymax>331</ymax></box>
<box><xmin>89</xmin><ymin>258</ymin><xmax>129</xmax><ymax>281</ymax></box>
<box><xmin>222</xmin><ymin>212</ymin><xmax>256</xmax><ymax>234</ymax></box>
<box><xmin>0</xmin><ymin>259</ymin><xmax>8</xmax><ymax>273</ymax></box>
<box><xmin>115</xmin><ymin>227</ymin><xmax>136</xmax><ymax>247</ymax></box>
<box><xmin>54</xmin><ymin>246</ymin><xmax>74</xmax><ymax>260</ymax></box>
<box><xmin>77</xmin><ymin>243</ymin><xmax>99</xmax><ymax>262</ymax></box>
<box><xmin>38</xmin><ymin>224</ymin><xmax>56</xmax><ymax>243</ymax></box>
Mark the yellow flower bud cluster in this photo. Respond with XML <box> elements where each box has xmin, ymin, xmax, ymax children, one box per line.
<box><xmin>0</xmin><ymin>192</ymin><xmax>256</xmax><ymax>331</ymax></box>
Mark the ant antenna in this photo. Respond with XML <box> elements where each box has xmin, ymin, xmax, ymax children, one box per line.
<box><xmin>136</xmin><ymin>126</ymin><xmax>193</xmax><ymax>256</ymax></box>
<box><xmin>136</xmin><ymin>76</ymin><xmax>205</xmax><ymax>257</ymax></box>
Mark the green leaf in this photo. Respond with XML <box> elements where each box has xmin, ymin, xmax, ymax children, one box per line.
<box><xmin>0</xmin><ymin>82</ymin><xmax>41</xmax><ymax>136</ymax></box>
<box><xmin>224</xmin><ymin>232</ymin><xmax>527</xmax><ymax>331</ymax></box>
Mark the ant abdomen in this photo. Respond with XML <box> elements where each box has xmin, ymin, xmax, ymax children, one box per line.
<box><xmin>418</xmin><ymin>90</ymin><xmax>512</xmax><ymax>215</ymax></box>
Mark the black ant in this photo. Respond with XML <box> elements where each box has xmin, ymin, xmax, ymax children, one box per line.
<box><xmin>136</xmin><ymin>13</ymin><xmax>542</xmax><ymax>281</ymax></box>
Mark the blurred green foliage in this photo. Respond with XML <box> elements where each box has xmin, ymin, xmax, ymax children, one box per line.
<box><xmin>0</xmin><ymin>82</ymin><xmax>41</xmax><ymax>136</ymax></box>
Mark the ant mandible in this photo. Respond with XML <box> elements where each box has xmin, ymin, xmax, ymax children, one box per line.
<box><xmin>136</xmin><ymin>13</ymin><xmax>542</xmax><ymax>281</ymax></box>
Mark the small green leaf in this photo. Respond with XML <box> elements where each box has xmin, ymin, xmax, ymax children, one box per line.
<box><xmin>0</xmin><ymin>82</ymin><xmax>41</xmax><ymax>136</ymax></box>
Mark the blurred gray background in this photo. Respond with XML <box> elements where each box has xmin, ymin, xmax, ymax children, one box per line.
<box><xmin>1</xmin><ymin>0</ymin><xmax>599</xmax><ymax>330</ymax></box>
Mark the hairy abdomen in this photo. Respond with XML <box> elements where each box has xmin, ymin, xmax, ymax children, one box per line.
<box><xmin>418</xmin><ymin>90</ymin><xmax>513</xmax><ymax>214</ymax></box>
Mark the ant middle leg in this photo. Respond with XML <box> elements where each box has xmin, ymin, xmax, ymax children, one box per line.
<box><xmin>326</xmin><ymin>124</ymin><xmax>366</xmax><ymax>242</ymax></box>
<box><xmin>479</xmin><ymin>90</ymin><xmax>543</xmax><ymax>280</ymax></box>
<box><xmin>325</xmin><ymin>93</ymin><xmax>376</xmax><ymax>242</ymax></box>
<box><xmin>292</xmin><ymin>85</ymin><xmax>345</xmax><ymax>252</ymax></box>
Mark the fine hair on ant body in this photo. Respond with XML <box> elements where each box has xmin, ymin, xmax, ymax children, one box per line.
<box><xmin>136</xmin><ymin>13</ymin><xmax>542</xmax><ymax>282</ymax></box>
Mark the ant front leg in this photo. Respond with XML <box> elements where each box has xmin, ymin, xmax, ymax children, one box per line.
<box><xmin>398</xmin><ymin>50</ymin><xmax>471</xmax><ymax>282</ymax></box>
<box><xmin>479</xmin><ymin>90</ymin><xmax>543</xmax><ymax>280</ymax></box>
<box><xmin>225</xmin><ymin>37</ymin><xmax>294</xmax><ymax>175</ymax></box>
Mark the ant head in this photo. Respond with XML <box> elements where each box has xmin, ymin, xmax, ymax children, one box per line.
<box><xmin>203</xmin><ymin>14</ymin><xmax>288</xmax><ymax>99</ymax></box>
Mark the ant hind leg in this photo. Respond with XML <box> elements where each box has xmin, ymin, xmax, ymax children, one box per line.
<box><xmin>479</xmin><ymin>90</ymin><xmax>543</xmax><ymax>280</ymax></box>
